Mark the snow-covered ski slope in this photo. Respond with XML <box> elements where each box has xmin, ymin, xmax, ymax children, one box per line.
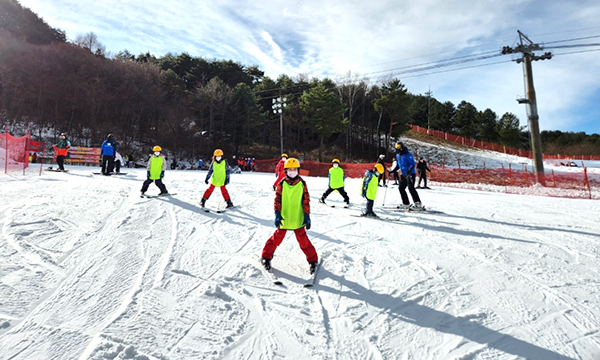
<box><xmin>1</xmin><ymin>166</ymin><xmax>599</xmax><ymax>359</ymax></box>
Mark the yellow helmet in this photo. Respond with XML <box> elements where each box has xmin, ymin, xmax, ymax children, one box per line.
<box><xmin>284</xmin><ymin>158</ymin><xmax>300</xmax><ymax>169</ymax></box>
<box><xmin>374</xmin><ymin>163</ymin><xmax>384</xmax><ymax>174</ymax></box>
<box><xmin>153</xmin><ymin>146</ymin><xmax>162</xmax><ymax>152</ymax></box>
<box><xmin>214</xmin><ymin>149</ymin><xmax>224</xmax><ymax>156</ymax></box>
<box><xmin>332</xmin><ymin>159</ymin><xmax>340</xmax><ymax>164</ymax></box>
<box><xmin>282</xmin><ymin>153</ymin><xmax>288</xmax><ymax>158</ymax></box>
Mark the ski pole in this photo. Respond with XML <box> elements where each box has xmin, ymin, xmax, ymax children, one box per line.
<box><xmin>382</xmin><ymin>182</ymin><xmax>389</xmax><ymax>206</ymax></box>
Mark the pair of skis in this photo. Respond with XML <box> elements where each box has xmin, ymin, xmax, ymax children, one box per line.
<box><xmin>258</xmin><ymin>257</ymin><xmax>322</xmax><ymax>288</ymax></box>
<box><xmin>201</xmin><ymin>205</ymin><xmax>240</xmax><ymax>213</ymax></box>
<box><xmin>140</xmin><ymin>193</ymin><xmax>177</xmax><ymax>198</ymax></box>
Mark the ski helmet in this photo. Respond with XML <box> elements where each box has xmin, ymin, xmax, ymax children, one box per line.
<box><xmin>153</xmin><ymin>145</ymin><xmax>162</xmax><ymax>152</ymax></box>
<box><xmin>282</xmin><ymin>153</ymin><xmax>288</xmax><ymax>158</ymax></box>
<box><xmin>395</xmin><ymin>142</ymin><xmax>403</xmax><ymax>149</ymax></box>
<box><xmin>374</xmin><ymin>163</ymin><xmax>384</xmax><ymax>174</ymax></box>
<box><xmin>214</xmin><ymin>149</ymin><xmax>224</xmax><ymax>156</ymax></box>
<box><xmin>332</xmin><ymin>159</ymin><xmax>340</xmax><ymax>164</ymax></box>
<box><xmin>379</xmin><ymin>154</ymin><xmax>385</xmax><ymax>158</ymax></box>
<box><xmin>284</xmin><ymin>158</ymin><xmax>300</xmax><ymax>169</ymax></box>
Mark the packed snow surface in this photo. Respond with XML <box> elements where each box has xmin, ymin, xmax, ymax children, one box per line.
<box><xmin>1</xmin><ymin>166</ymin><xmax>599</xmax><ymax>360</ymax></box>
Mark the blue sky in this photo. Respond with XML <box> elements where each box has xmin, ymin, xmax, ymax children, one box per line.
<box><xmin>18</xmin><ymin>0</ymin><xmax>600</xmax><ymax>135</ymax></box>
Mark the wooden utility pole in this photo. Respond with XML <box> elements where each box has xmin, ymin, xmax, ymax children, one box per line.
<box><xmin>502</xmin><ymin>30</ymin><xmax>552</xmax><ymax>186</ymax></box>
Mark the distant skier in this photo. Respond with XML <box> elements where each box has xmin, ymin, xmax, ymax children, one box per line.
<box><xmin>200</xmin><ymin>149</ymin><xmax>233</xmax><ymax>209</ymax></box>
<box><xmin>261</xmin><ymin>158</ymin><xmax>319</xmax><ymax>274</ymax></box>
<box><xmin>272</xmin><ymin>153</ymin><xmax>288</xmax><ymax>190</ymax></box>
<box><xmin>114</xmin><ymin>152</ymin><xmax>123</xmax><ymax>174</ymax></box>
<box><xmin>377</xmin><ymin>154</ymin><xmax>387</xmax><ymax>187</ymax></box>
<box><xmin>319</xmin><ymin>159</ymin><xmax>350</xmax><ymax>207</ymax></box>
<box><xmin>390</xmin><ymin>142</ymin><xmax>422</xmax><ymax>210</ymax></box>
<box><xmin>52</xmin><ymin>133</ymin><xmax>70</xmax><ymax>171</ymax></box>
<box><xmin>141</xmin><ymin>146</ymin><xmax>169</xmax><ymax>196</ymax></box>
<box><xmin>198</xmin><ymin>158</ymin><xmax>203</xmax><ymax>170</ymax></box>
<box><xmin>360</xmin><ymin>163</ymin><xmax>384</xmax><ymax>217</ymax></box>
<box><xmin>416</xmin><ymin>157</ymin><xmax>431</xmax><ymax>189</ymax></box>
<box><xmin>100</xmin><ymin>134</ymin><xmax>117</xmax><ymax>176</ymax></box>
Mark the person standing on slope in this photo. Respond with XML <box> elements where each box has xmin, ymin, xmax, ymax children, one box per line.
<box><xmin>390</xmin><ymin>142</ymin><xmax>422</xmax><ymax>210</ymax></box>
<box><xmin>360</xmin><ymin>163</ymin><xmax>384</xmax><ymax>217</ymax></box>
<box><xmin>416</xmin><ymin>157</ymin><xmax>432</xmax><ymax>189</ymax></box>
<box><xmin>377</xmin><ymin>154</ymin><xmax>388</xmax><ymax>187</ymax></box>
<box><xmin>261</xmin><ymin>158</ymin><xmax>319</xmax><ymax>274</ymax></box>
<box><xmin>52</xmin><ymin>133</ymin><xmax>71</xmax><ymax>171</ymax></box>
<box><xmin>201</xmin><ymin>149</ymin><xmax>233</xmax><ymax>208</ymax></box>
<box><xmin>319</xmin><ymin>159</ymin><xmax>350</xmax><ymax>207</ymax></box>
<box><xmin>100</xmin><ymin>134</ymin><xmax>117</xmax><ymax>176</ymax></box>
<box><xmin>141</xmin><ymin>146</ymin><xmax>169</xmax><ymax>196</ymax></box>
<box><xmin>272</xmin><ymin>153</ymin><xmax>288</xmax><ymax>190</ymax></box>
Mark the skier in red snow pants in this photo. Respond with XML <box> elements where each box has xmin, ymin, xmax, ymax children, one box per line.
<box><xmin>262</xmin><ymin>158</ymin><xmax>318</xmax><ymax>273</ymax></box>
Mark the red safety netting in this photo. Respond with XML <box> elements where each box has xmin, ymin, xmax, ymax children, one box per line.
<box><xmin>254</xmin><ymin>159</ymin><xmax>380</xmax><ymax>178</ymax></box>
<box><xmin>409</xmin><ymin>124</ymin><xmax>600</xmax><ymax>161</ymax></box>
<box><xmin>254</xmin><ymin>158</ymin><xmax>598</xmax><ymax>199</ymax></box>
<box><xmin>1</xmin><ymin>130</ymin><xmax>29</xmax><ymax>174</ymax></box>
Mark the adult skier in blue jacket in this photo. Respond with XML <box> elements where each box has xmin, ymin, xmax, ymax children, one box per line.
<box><xmin>390</xmin><ymin>142</ymin><xmax>423</xmax><ymax>210</ymax></box>
<box><xmin>100</xmin><ymin>134</ymin><xmax>117</xmax><ymax>175</ymax></box>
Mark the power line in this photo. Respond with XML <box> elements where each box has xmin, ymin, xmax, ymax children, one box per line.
<box><xmin>360</xmin><ymin>50</ymin><xmax>501</xmax><ymax>77</ymax></box>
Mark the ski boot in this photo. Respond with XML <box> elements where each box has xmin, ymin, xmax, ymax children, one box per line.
<box><xmin>261</xmin><ymin>257</ymin><xmax>271</xmax><ymax>271</ymax></box>
<box><xmin>159</xmin><ymin>191</ymin><xmax>169</xmax><ymax>196</ymax></box>
<box><xmin>200</xmin><ymin>198</ymin><xmax>207</xmax><ymax>208</ymax></box>
<box><xmin>397</xmin><ymin>203</ymin><xmax>411</xmax><ymax>210</ymax></box>
<box><xmin>309</xmin><ymin>261</ymin><xmax>318</xmax><ymax>274</ymax></box>
<box><xmin>319</xmin><ymin>197</ymin><xmax>326</xmax><ymax>204</ymax></box>
<box><xmin>226</xmin><ymin>200</ymin><xmax>234</xmax><ymax>208</ymax></box>
<box><xmin>411</xmin><ymin>202</ymin><xmax>425</xmax><ymax>211</ymax></box>
<box><xmin>360</xmin><ymin>211</ymin><xmax>378</xmax><ymax>218</ymax></box>
<box><xmin>344</xmin><ymin>201</ymin><xmax>350</xmax><ymax>208</ymax></box>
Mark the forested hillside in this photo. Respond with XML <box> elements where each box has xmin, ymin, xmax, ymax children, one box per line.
<box><xmin>1</xmin><ymin>0</ymin><xmax>599</xmax><ymax>162</ymax></box>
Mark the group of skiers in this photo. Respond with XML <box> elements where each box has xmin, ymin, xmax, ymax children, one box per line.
<box><xmin>53</xmin><ymin>135</ymin><xmax>428</xmax><ymax>276</ymax></box>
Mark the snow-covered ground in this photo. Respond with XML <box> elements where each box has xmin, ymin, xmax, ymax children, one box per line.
<box><xmin>1</xmin><ymin>164</ymin><xmax>599</xmax><ymax>360</ymax></box>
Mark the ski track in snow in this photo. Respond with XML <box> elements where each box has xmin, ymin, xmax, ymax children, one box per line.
<box><xmin>0</xmin><ymin>167</ymin><xmax>599</xmax><ymax>359</ymax></box>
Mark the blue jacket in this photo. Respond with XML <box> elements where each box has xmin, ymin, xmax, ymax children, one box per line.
<box><xmin>392</xmin><ymin>147</ymin><xmax>416</xmax><ymax>176</ymax></box>
<box><xmin>101</xmin><ymin>139</ymin><xmax>117</xmax><ymax>156</ymax></box>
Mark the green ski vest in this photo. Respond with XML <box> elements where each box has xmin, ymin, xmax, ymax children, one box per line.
<box><xmin>211</xmin><ymin>161</ymin><xmax>226</xmax><ymax>186</ymax></box>
<box><xmin>362</xmin><ymin>173</ymin><xmax>378</xmax><ymax>200</ymax></box>
<box><xmin>149</xmin><ymin>156</ymin><xmax>163</xmax><ymax>180</ymax></box>
<box><xmin>329</xmin><ymin>167</ymin><xmax>344</xmax><ymax>189</ymax></box>
<box><xmin>280</xmin><ymin>180</ymin><xmax>304</xmax><ymax>230</ymax></box>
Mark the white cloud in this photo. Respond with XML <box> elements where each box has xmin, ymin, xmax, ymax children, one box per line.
<box><xmin>15</xmin><ymin>0</ymin><xmax>600</xmax><ymax>134</ymax></box>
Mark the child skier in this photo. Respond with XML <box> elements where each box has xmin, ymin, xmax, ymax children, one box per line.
<box><xmin>261</xmin><ymin>158</ymin><xmax>319</xmax><ymax>274</ymax></box>
<box><xmin>360</xmin><ymin>163</ymin><xmax>384</xmax><ymax>217</ymax></box>
<box><xmin>141</xmin><ymin>146</ymin><xmax>169</xmax><ymax>196</ymax></box>
<box><xmin>319</xmin><ymin>159</ymin><xmax>350</xmax><ymax>207</ymax></box>
<box><xmin>272</xmin><ymin>153</ymin><xmax>288</xmax><ymax>190</ymax></box>
<box><xmin>201</xmin><ymin>149</ymin><xmax>233</xmax><ymax>208</ymax></box>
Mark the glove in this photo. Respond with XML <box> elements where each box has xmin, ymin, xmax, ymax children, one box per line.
<box><xmin>205</xmin><ymin>179</ymin><xmax>209</xmax><ymax>184</ymax></box>
<box><xmin>274</xmin><ymin>211</ymin><xmax>283</xmax><ymax>228</ymax></box>
<box><xmin>160</xmin><ymin>171</ymin><xmax>164</xmax><ymax>179</ymax></box>
<box><xmin>304</xmin><ymin>213</ymin><xmax>311</xmax><ymax>230</ymax></box>
<box><xmin>147</xmin><ymin>171</ymin><xmax>151</xmax><ymax>179</ymax></box>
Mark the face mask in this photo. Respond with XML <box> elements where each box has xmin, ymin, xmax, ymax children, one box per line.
<box><xmin>333</xmin><ymin>163</ymin><xmax>339</xmax><ymax>168</ymax></box>
<box><xmin>216</xmin><ymin>156</ymin><xmax>222</xmax><ymax>161</ymax></box>
<box><xmin>287</xmin><ymin>169</ymin><xmax>298</xmax><ymax>178</ymax></box>
<box><xmin>154</xmin><ymin>152</ymin><xmax>160</xmax><ymax>156</ymax></box>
